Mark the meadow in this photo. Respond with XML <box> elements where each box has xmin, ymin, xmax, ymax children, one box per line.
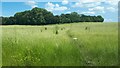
<box><xmin>1</xmin><ymin>22</ymin><xmax>118</xmax><ymax>66</ymax></box>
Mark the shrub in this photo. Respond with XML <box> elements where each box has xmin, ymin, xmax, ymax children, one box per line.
<box><xmin>56</xmin><ymin>30</ymin><xmax>58</xmax><ymax>34</ymax></box>
<box><xmin>45</xmin><ymin>27</ymin><xmax>47</xmax><ymax>30</ymax></box>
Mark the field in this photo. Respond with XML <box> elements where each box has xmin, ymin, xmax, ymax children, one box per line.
<box><xmin>1</xmin><ymin>22</ymin><xmax>118</xmax><ymax>66</ymax></box>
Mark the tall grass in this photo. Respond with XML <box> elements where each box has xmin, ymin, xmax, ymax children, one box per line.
<box><xmin>0</xmin><ymin>26</ymin><xmax>2</xmax><ymax>67</ymax></box>
<box><xmin>2</xmin><ymin>22</ymin><xmax>118</xmax><ymax>66</ymax></box>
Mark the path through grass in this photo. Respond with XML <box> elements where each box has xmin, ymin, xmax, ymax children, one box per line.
<box><xmin>1</xmin><ymin>23</ymin><xmax>118</xmax><ymax>66</ymax></box>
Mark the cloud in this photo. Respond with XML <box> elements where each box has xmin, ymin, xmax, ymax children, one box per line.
<box><xmin>72</xmin><ymin>2</ymin><xmax>82</xmax><ymax>7</ymax></box>
<box><xmin>79</xmin><ymin>0</ymin><xmax>101</xmax><ymax>3</ymax></box>
<box><xmin>72</xmin><ymin>0</ymin><xmax>118</xmax><ymax>15</ymax></box>
<box><xmin>89</xmin><ymin>6</ymin><xmax>105</xmax><ymax>13</ymax></box>
<box><xmin>72</xmin><ymin>0</ymin><xmax>101</xmax><ymax>8</ymax></box>
<box><xmin>104</xmin><ymin>0</ymin><xmax>119</xmax><ymax>6</ymax></box>
<box><xmin>106</xmin><ymin>7</ymin><xmax>116</xmax><ymax>12</ymax></box>
<box><xmin>45</xmin><ymin>2</ymin><xmax>54</xmax><ymax>11</ymax></box>
<box><xmin>45</xmin><ymin>2</ymin><xmax>68</xmax><ymax>11</ymax></box>
<box><xmin>72</xmin><ymin>0</ymin><xmax>119</xmax><ymax>8</ymax></box>
<box><xmin>77</xmin><ymin>0</ymin><xmax>119</xmax><ymax>5</ymax></box>
<box><xmin>84</xmin><ymin>3</ymin><xmax>101</xmax><ymax>8</ymax></box>
<box><xmin>31</xmin><ymin>5</ymin><xmax>38</xmax><ymax>8</ymax></box>
<box><xmin>25</xmin><ymin>1</ymin><xmax>38</xmax><ymax>8</ymax></box>
<box><xmin>81</xmin><ymin>11</ymin><xmax>95</xmax><ymax>15</ymax></box>
<box><xmin>62</xmin><ymin>0</ymin><xmax>69</xmax><ymax>5</ymax></box>
<box><xmin>72</xmin><ymin>2</ymin><xmax>101</xmax><ymax>8</ymax></box>
<box><xmin>66</xmin><ymin>11</ymin><xmax>71</xmax><ymax>14</ymax></box>
<box><xmin>104</xmin><ymin>18</ymin><xmax>113</xmax><ymax>22</ymax></box>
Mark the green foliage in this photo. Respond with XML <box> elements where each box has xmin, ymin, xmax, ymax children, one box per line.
<box><xmin>55</xmin><ymin>30</ymin><xmax>58</xmax><ymax>35</ymax></box>
<box><xmin>45</xmin><ymin>27</ymin><xmax>47</xmax><ymax>30</ymax></box>
<box><xmin>14</xmin><ymin>8</ymin><xmax>46</xmax><ymax>25</ymax></box>
<box><xmin>1</xmin><ymin>7</ymin><xmax>104</xmax><ymax>25</ymax></box>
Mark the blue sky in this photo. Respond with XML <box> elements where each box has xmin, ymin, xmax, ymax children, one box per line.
<box><xmin>1</xmin><ymin>0</ymin><xmax>119</xmax><ymax>22</ymax></box>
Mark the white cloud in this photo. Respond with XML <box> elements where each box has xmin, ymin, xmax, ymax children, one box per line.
<box><xmin>104</xmin><ymin>18</ymin><xmax>113</xmax><ymax>22</ymax></box>
<box><xmin>72</xmin><ymin>0</ymin><xmax>102</xmax><ymax>8</ymax></box>
<box><xmin>84</xmin><ymin>3</ymin><xmax>101</xmax><ymax>7</ymax></box>
<box><xmin>66</xmin><ymin>11</ymin><xmax>71</xmax><ymax>14</ymax></box>
<box><xmin>45</xmin><ymin>2</ymin><xmax>68</xmax><ymax>11</ymax></box>
<box><xmin>79</xmin><ymin>0</ymin><xmax>102</xmax><ymax>3</ymax></box>
<box><xmin>72</xmin><ymin>2</ymin><xmax>82</xmax><ymax>7</ymax></box>
<box><xmin>62</xmin><ymin>0</ymin><xmax>69</xmax><ymax>5</ymax></box>
<box><xmin>106</xmin><ymin>7</ymin><xmax>116</xmax><ymax>12</ymax></box>
<box><xmin>72</xmin><ymin>0</ymin><xmax>119</xmax><ymax>8</ymax></box>
<box><xmin>104</xmin><ymin>0</ymin><xmax>119</xmax><ymax>6</ymax></box>
<box><xmin>45</xmin><ymin>2</ymin><xmax>54</xmax><ymax>11</ymax></box>
<box><xmin>72</xmin><ymin>2</ymin><xmax>101</xmax><ymax>8</ymax></box>
<box><xmin>25</xmin><ymin>1</ymin><xmax>38</xmax><ymax>8</ymax></box>
<box><xmin>31</xmin><ymin>5</ymin><xmax>38</xmax><ymax>8</ymax></box>
<box><xmin>81</xmin><ymin>11</ymin><xmax>95</xmax><ymax>15</ymax></box>
<box><xmin>89</xmin><ymin>6</ymin><xmax>105</xmax><ymax>13</ymax></box>
<box><xmin>77</xmin><ymin>0</ymin><xmax>119</xmax><ymax>6</ymax></box>
<box><xmin>72</xmin><ymin>0</ymin><xmax>118</xmax><ymax>15</ymax></box>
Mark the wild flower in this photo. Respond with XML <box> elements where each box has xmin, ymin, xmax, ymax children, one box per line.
<box><xmin>73</xmin><ymin>38</ymin><xmax>77</xmax><ymax>40</ymax></box>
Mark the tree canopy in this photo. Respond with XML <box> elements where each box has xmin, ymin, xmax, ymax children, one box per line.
<box><xmin>1</xmin><ymin>7</ymin><xmax>104</xmax><ymax>25</ymax></box>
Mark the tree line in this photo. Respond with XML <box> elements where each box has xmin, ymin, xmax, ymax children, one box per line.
<box><xmin>1</xmin><ymin>7</ymin><xmax>104</xmax><ymax>25</ymax></box>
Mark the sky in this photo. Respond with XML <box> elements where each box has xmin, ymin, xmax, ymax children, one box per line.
<box><xmin>1</xmin><ymin>0</ymin><xmax>119</xmax><ymax>22</ymax></box>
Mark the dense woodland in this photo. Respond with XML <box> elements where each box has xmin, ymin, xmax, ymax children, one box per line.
<box><xmin>1</xmin><ymin>7</ymin><xmax>104</xmax><ymax>25</ymax></box>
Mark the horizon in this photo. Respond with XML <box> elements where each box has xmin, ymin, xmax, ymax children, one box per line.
<box><xmin>1</xmin><ymin>1</ymin><xmax>119</xmax><ymax>22</ymax></box>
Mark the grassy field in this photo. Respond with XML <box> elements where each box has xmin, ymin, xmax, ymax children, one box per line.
<box><xmin>1</xmin><ymin>22</ymin><xmax>118</xmax><ymax>66</ymax></box>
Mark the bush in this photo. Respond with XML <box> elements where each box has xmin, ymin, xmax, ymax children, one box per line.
<box><xmin>55</xmin><ymin>30</ymin><xmax>58</xmax><ymax>34</ymax></box>
<box><xmin>45</xmin><ymin>27</ymin><xmax>47</xmax><ymax>30</ymax></box>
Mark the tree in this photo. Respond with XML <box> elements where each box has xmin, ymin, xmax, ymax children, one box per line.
<box><xmin>1</xmin><ymin>7</ymin><xmax>104</xmax><ymax>25</ymax></box>
<box><xmin>70</xmin><ymin>12</ymin><xmax>80</xmax><ymax>22</ymax></box>
<box><xmin>97</xmin><ymin>15</ymin><xmax>104</xmax><ymax>22</ymax></box>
